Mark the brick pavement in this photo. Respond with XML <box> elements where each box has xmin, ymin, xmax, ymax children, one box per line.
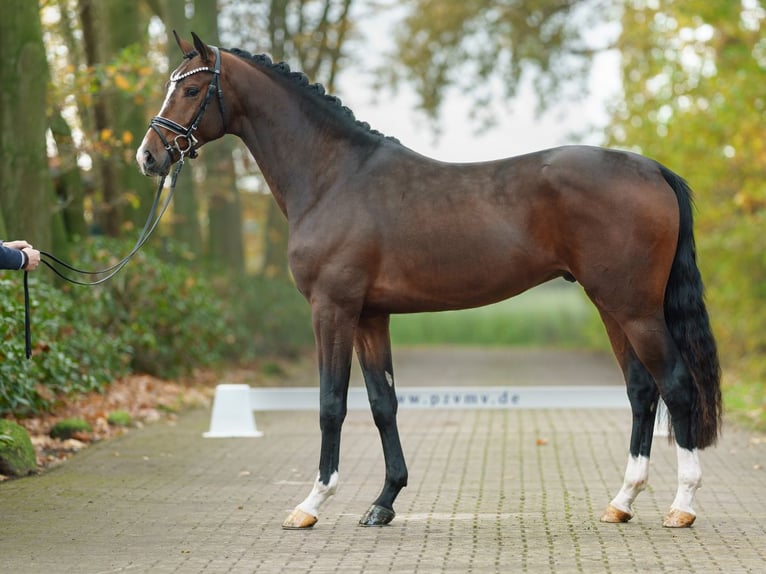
<box><xmin>2</xmin><ymin>406</ymin><xmax>765</xmax><ymax>573</ymax></box>
<box><xmin>1</xmin><ymin>349</ymin><xmax>765</xmax><ymax>573</ymax></box>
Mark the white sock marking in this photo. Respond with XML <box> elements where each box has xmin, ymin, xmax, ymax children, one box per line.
<box><xmin>670</xmin><ymin>446</ymin><xmax>701</xmax><ymax>515</ymax></box>
<box><xmin>297</xmin><ymin>471</ymin><xmax>339</xmax><ymax>517</ymax></box>
<box><xmin>610</xmin><ymin>454</ymin><xmax>650</xmax><ymax>516</ymax></box>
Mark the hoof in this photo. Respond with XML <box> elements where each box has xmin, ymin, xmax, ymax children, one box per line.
<box><xmin>282</xmin><ymin>507</ymin><xmax>318</xmax><ymax>530</ymax></box>
<box><xmin>663</xmin><ymin>508</ymin><xmax>696</xmax><ymax>528</ymax></box>
<box><xmin>600</xmin><ymin>504</ymin><xmax>633</xmax><ymax>523</ymax></box>
<box><xmin>359</xmin><ymin>504</ymin><xmax>395</xmax><ymax>526</ymax></box>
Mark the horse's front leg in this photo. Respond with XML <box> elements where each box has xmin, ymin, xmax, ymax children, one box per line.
<box><xmin>282</xmin><ymin>300</ymin><xmax>356</xmax><ymax>529</ymax></box>
<box><xmin>354</xmin><ymin>313</ymin><xmax>407</xmax><ymax>526</ymax></box>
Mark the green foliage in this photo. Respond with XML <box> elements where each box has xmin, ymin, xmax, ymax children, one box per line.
<box><xmin>49</xmin><ymin>417</ymin><xmax>92</xmax><ymax>440</ymax></box>
<box><xmin>390</xmin><ymin>0</ymin><xmax>616</xmax><ymax>122</ymax></box>
<box><xmin>224</xmin><ymin>275</ymin><xmax>314</xmax><ymax>360</ymax></box>
<box><xmin>107</xmin><ymin>410</ymin><xmax>133</xmax><ymax>427</ymax></box>
<box><xmin>64</xmin><ymin>237</ymin><xmax>233</xmax><ymax>378</ymax></box>
<box><xmin>0</xmin><ymin>276</ymin><xmax>130</xmax><ymax>415</ymax></box>
<box><xmin>0</xmin><ymin>419</ymin><xmax>36</xmax><ymax>476</ymax></box>
<box><xmin>723</xmin><ymin>373</ymin><xmax>766</xmax><ymax>433</ymax></box>
<box><xmin>0</xmin><ymin>237</ymin><xmax>316</xmax><ymax>416</ymax></box>
<box><xmin>390</xmin><ymin>282</ymin><xmax>609</xmax><ymax>349</ymax></box>
<box><xmin>606</xmin><ymin>1</ymin><xmax>766</xmax><ymax>427</ymax></box>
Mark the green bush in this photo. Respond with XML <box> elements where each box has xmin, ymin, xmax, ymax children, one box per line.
<box><xmin>0</xmin><ymin>237</ymin><xmax>315</xmax><ymax>417</ymax></box>
<box><xmin>390</xmin><ymin>281</ymin><xmax>609</xmax><ymax>349</ymax></box>
<box><xmin>49</xmin><ymin>417</ymin><xmax>92</xmax><ymax>439</ymax></box>
<box><xmin>225</xmin><ymin>275</ymin><xmax>313</xmax><ymax>360</ymax></box>
<box><xmin>65</xmin><ymin>238</ymin><xmax>233</xmax><ymax>378</ymax></box>
<box><xmin>107</xmin><ymin>410</ymin><xmax>133</xmax><ymax>427</ymax></box>
<box><xmin>0</xmin><ymin>276</ymin><xmax>130</xmax><ymax>415</ymax></box>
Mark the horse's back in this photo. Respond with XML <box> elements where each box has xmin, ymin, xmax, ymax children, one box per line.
<box><xmin>294</xmin><ymin>144</ymin><xmax>681</xmax><ymax>316</ymax></box>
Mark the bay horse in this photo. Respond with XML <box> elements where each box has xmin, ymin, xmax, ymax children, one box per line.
<box><xmin>136</xmin><ymin>33</ymin><xmax>721</xmax><ymax>530</ymax></box>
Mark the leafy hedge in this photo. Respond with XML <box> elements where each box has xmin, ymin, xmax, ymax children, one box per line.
<box><xmin>0</xmin><ymin>238</ymin><xmax>313</xmax><ymax>416</ymax></box>
<box><xmin>0</xmin><ymin>276</ymin><xmax>129</xmax><ymax>414</ymax></box>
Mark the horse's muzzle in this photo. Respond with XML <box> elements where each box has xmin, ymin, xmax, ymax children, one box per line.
<box><xmin>136</xmin><ymin>145</ymin><xmax>171</xmax><ymax>177</ymax></box>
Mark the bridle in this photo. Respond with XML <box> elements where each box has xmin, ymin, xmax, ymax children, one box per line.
<box><xmin>20</xmin><ymin>47</ymin><xmax>228</xmax><ymax>360</ymax></box>
<box><xmin>149</xmin><ymin>45</ymin><xmax>226</xmax><ymax>161</ymax></box>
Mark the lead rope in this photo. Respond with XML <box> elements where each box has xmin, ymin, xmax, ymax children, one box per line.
<box><xmin>23</xmin><ymin>158</ymin><xmax>185</xmax><ymax>359</ymax></box>
<box><xmin>23</xmin><ymin>271</ymin><xmax>31</xmax><ymax>359</ymax></box>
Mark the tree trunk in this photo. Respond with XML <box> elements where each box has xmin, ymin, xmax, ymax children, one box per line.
<box><xmin>79</xmin><ymin>0</ymin><xmax>149</xmax><ymax>236</ymax></box>
<box><xmin>79</xmin><ymin>0</ymin><xmax>118</xmax><ymax>236</ymax></box>
<box><xmin>0</xmin><ymin>0</ymin><xmax>55</xmax><ymax>249</ymax></box>
<box><xmin>259</xmin><ymin>0</ymin><xmax>293</xmax><ymax>279</ymax></box>
<box><xmin>162</xmin><ymin>0</ymin><xmax>204</xmax><ymax>254</ymax></box>
<box><xmin>49</xmin><ymin>109</ymin><xmax>88</xmax><ymax>241</ymax></box>
<box><xmin>103</xmin><ymin>0</ymin><xmax>152</xmax><ymax>231</ymax></box>
<box><xmin>194</xmin><ymin>0</ymin><xmax>244</xmax><ymax>274</ymax></box>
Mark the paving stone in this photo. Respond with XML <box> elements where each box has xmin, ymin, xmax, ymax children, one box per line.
<box><xmin>1</xmin><ymin>405</ymin><xmax>764</xmax><ymax>573</ymax></box>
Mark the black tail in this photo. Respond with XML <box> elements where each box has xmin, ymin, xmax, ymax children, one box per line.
<box><xmin>659</xmin><ymin>164</ymin><xmax>722</xmax><ymax>449</ymax></box>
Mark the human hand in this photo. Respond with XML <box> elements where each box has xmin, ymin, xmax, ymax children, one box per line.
<box><xmin>22</xmin><ymin>248</ymin><xmax>41</xmax><ymax>271</ymax></box>
<box><xmin>4</xmin><ymin>240</ymin><xmax>32</xmax><ymax>250</ymax></box>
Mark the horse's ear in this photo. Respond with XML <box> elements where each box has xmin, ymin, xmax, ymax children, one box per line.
<box><xmin>173</xmin><ymin>30</ymin><xmax>194</xmax><ymax>57</ymax></box>
<box><xmin>191</xmin><ymin>31</ymin><xmax>210</xmax><ymax>62</ymax></box>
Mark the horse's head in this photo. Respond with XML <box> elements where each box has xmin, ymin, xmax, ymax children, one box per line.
<box><xmin>136</xmin><ymin>32</ymin><xmax>227</xmax><ymax>176</ymax></box>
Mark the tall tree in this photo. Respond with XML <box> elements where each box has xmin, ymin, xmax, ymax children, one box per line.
<box><xmin>79</xmin><ymin>0</ymin><xmax>150</xmax><ymax>236</ymax></box>
<box><xmin>162</xmin><ymin>0</ymin><xmax>204</xmax><ymax>255</ymax></box>
<box><xmin>102</xmin><ymin>0</ymin><xmax>153</xmax><ymax>231</ymax></box>
<box><xmin>193</xmin><ymin>0</ymin><xmax>246</xmax><ymax>273</ymax></box>
<box><xmin>47</xmin><ymin>0</ymin><xmax>88</xmax><ymax>242</ymax></box>
<box><xmin>221</xmin><ymin>0</ymin><xmax>356</xmax><ymax>278</ymax></box>
<box><xmin>79</xmin><ymin>0</ymin><xmax>118</xmax><ymax>235</ymax></box>
<box><xmin>0</xmin><ymin>0</ymin><xmax>55</xmax><ymax>249</ymax></box>
<box><xmin>389</xmin><ymin>0</ymin><xmax>616</xmax><ymax>123</ymax></box>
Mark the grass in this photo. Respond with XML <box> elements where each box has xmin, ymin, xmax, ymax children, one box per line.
<box><xmin>390</xmin><ymin>280</ymin><xmax>609</xmax><ymax>350</ymax></box>
<box><xmin>722</xmin><ymin>373</ymin><xmax>766</xmax><ymax>433</ymax></box>
<box><xmin>388</xmin><ymin>280</ymin><xmax>766</xmax><ymax>435</ymax></box>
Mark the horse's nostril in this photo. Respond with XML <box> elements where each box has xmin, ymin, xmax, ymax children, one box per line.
<box><xmin>143</xmin><ymin>149</ymin><xmax>155</xmax><ymax>167</ymax></box>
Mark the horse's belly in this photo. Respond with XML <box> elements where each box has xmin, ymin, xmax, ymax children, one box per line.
<box><xmin>366</xmin><ymin>252</ymin><xmax>555</xmax><ymax>314</ymax></box>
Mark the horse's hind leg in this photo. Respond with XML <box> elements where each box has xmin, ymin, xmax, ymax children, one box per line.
<box><xmin>598</xmin><ymin>311</ymin><xmax>660</xmax><ymax>524</ymax></box>
<box><xmin>618</xmin><ymin>314</ymin><xmax>702</xmax><ymax>527</ymax></box>
<box><xmin>354</xmin><ymin>313</ymin><xmax>408</xmax><ymax>526</ymax></box>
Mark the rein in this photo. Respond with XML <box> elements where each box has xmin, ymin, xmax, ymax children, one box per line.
<box><xmin>21</xmin><ymin>45</ymin><xmax>226</xmax><ymax>359</ymax></box>
<box><xmin>21</xmin><ymin>45</ymin><xmax>225</xmax><ymax>359</ymax></box>
<box><xmin>23</xmin><ymin>160</ymin><xmax>184</xmax><ymax>359</ymax></box>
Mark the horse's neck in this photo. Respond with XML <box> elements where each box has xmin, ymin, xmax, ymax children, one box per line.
<box><xmin>233</xmin><ymin>68</ymin><xmax>375</xmax><ymax>220</ymax></box>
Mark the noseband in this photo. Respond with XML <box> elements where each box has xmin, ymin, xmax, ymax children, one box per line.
<box><xmin>149</xmin><ymin>45</ymin><xmax>225</xmax><ymax>161</ymax></box>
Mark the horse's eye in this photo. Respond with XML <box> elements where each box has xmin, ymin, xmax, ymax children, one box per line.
<box><xmin>184</xmin><ymin>86</ymin><xmax>200</xmax><ymax>97</ymax></box>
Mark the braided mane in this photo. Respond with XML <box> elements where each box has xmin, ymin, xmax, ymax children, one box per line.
<box><xmin>226</xmin><ymin>48</ymin><xmax>395</xmax><ymax>142</ymax></box>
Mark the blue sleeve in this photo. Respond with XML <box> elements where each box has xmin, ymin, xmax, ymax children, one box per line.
<box><xmin>0</xmin><ymin>243</ymin><xmax>24</xmax><ymax>270</ymax></box>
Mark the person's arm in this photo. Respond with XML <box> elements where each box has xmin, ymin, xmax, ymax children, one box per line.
<box><xmin>0</xmin><ymin>241</ymin><xmax>25</xmax><ymax>270</ymax></box>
